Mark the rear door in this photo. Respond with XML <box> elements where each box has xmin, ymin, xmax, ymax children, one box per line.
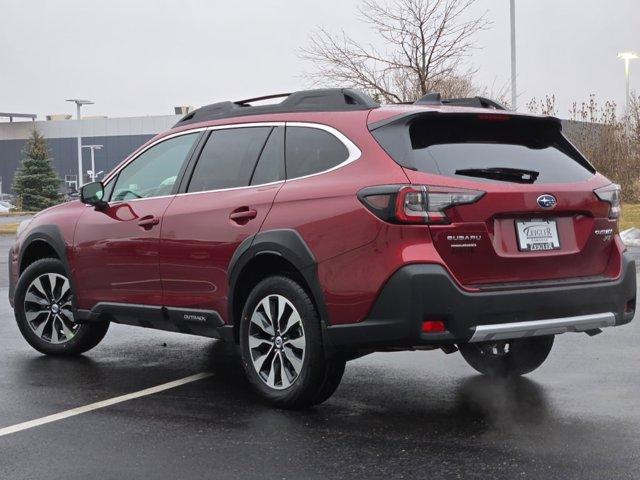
<box><xmin>374</xmin><ymin>113</ymin><xmax>617</xmax><ymax>287</ymax></box>
<box><xmin>159</xmin><ymin>124</ymin><xmax>285</xmax><ymax>320</ymax></box>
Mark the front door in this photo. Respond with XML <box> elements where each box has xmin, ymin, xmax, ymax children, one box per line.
<box><xmin>160</xmin><ymin>125</ymin><xmax>285</xmax><ymax>321</ymax></box>
<box><xmin>73</xmin><ymin>132</ymin><xmax>200</xmax><ymax>311</ymax></box>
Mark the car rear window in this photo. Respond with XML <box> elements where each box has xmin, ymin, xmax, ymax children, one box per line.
<box><xmin>374</xmin><ymin>114</ymin><xmax>595</xmax><ymax>184</ymax></box>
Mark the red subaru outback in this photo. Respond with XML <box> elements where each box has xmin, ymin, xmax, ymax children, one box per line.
<box><xmin>9</xmin><ymin>89</ymin><xmax>636</xmax><ymax>408</ymax></box>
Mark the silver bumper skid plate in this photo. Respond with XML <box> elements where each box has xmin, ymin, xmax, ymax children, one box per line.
<box><xmin>469</xmin><ymin>312</ymin><xmax>616</xmax><ymax>342</ymax></box>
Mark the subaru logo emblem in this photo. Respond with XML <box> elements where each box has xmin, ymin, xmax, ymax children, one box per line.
<box><xmin>537</xmin><ymin>194</ymin><xmax>557</xmax><ymax>209</ymax></box>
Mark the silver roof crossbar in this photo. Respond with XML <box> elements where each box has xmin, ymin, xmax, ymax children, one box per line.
<box><xmin>469</xmin><ymin>312</ymin><xmax>616</xmax><ymax>343</ymax></box>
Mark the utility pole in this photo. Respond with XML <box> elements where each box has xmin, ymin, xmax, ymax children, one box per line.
<box><xmin>510</xmin><ymin>0</ymin><xmax>517</xmax><ymax>110</ymax></box>
<box><xmin>66</xmin><ymin>99</ymin><xmax>93</xmax><ymax>189</ymax></box>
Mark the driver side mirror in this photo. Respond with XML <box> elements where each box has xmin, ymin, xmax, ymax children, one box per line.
<box><xmin>80</xmin><ymin>181</ymin><xmax>107</xmax><ymax>210</ymax></box>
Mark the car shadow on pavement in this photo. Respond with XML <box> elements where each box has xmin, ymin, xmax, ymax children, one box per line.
<box><xmin>13</xmin><ymin>339</ymin><xmax>551</xmax><ymax>434</ymax></box>
<box><xmin>194</xmin><ymin>339</ymin><xmax>553</xmax><ymax>432</ymax></box>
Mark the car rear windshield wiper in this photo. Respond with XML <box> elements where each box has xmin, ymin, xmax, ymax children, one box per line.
<box><xmin>455</xmin><ymin>167</ymin><xmax>540</xmax><ymax>184</ymax></box>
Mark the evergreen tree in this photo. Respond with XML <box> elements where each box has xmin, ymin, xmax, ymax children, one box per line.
<box><xmin>12</xmin><ymin>130</ymin><xmax>62</xmax><ymax>211</ymax></box>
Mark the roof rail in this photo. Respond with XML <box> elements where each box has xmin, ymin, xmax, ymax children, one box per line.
<box><xmin>414</xmin><ymin>93</ymin><xmax>508</xmax><ymax>110</ymax></box>
<box><xmin>235</xmin><ymin>93</ymin><xmax>292</xmax><ymax>106</ymax></box>
<box><xmin>174</xmin><ymin>88</ymin><xmax>379</xmax><ymax>127</ymax></box>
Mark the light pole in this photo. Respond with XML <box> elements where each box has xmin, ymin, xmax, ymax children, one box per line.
<box><xmin>618</xmin><ymin>52</ymin><xmax>638</xmax><ymax>111</ymax></box>
<box><xmin>81</xmin><ymin>144</ymin><xmax>103</xmax><ymax>183</ymax></box>
<box><xmin>509</xmin><ymin>0</ymin><xmax>517</xmax><ymax>110</ymax></box>
<box><xmin>66</xmin><ymin>99</ymin><xmax>93</xmax><ymax>189</ymax></box>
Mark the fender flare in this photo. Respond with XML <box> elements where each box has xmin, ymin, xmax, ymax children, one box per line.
<box><xmin>19</xmin><ymin>225</ymin><xmax>70</xmax><ymax>273</ymax></box>
<box><xmin>15</xmin><ymin>225</ymin><xmax>75</xmax><ymax>307</ymax></box>
<box><xmin>227</xmin><ymin>228</ymin><xmax>330</xmax><ymax>329</ymax></box>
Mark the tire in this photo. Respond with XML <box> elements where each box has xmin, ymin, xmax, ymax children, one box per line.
<box><xmin>239</xmin><ymin>275</ymin><xmax>342</xmax><ymax>409</ymax></box>
<box><xmin>14</xmin><ymin>258</ymin><xmax>109</xmax><ymax>356</ymax></box>
<box><xmin>459</xmin><ymin>336</ymin><xmax>554</xmax><ymax>377</ymax></box>
<box><xmin>312</xmin><ymin>357</ymin><xmax>346</xmax><ymax>406</ymax></box>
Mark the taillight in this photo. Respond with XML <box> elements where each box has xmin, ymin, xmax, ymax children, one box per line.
<box><xmin>358</xmin><ymin>184</ymin><xmax>484</xmax><ymax>224</ymax></box>
<box><xmin>594</xmin><ymin>183</ymin><xmax>621</xmax><ymax>219</ymax></box>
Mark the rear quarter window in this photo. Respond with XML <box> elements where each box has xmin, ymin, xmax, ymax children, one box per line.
<box><xmin>285</xmin><ymin>126</ymin><xmax>349</xmax><ymax>179</ymax></box>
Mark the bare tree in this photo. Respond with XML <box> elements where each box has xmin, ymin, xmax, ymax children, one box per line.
<box><xmin>300</xmin><ymin>0</ymin><xmax>489</xmax><ymax>103</ymax></box>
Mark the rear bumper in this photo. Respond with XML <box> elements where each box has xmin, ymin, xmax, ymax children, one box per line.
<box><xmin>325</xmin><ymin>253</ymin><xmax>636</xmax><ymax>350</ymax></box>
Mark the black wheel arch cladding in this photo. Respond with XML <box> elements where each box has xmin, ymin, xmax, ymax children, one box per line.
<box><xmin>13</xmin><ymin>225</ymin><xmax>75</xmax><ymax>308</ymax></box>
<box><xmin>19</xmin><ymin>225</ymin><xmax>68</xmax><ymax>271</ymax></box>
<box><xmin>228</xmin><ymin>229</ymin><xmax>330</xmax><ymax>329</ymax></box>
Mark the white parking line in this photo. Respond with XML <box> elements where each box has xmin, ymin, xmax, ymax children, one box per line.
<box><xmin>0</xmin><ymin>372</ymin><xmax>213</xmax><ymax>437</ymax></box>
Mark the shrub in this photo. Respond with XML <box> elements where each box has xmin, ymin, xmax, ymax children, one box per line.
<box><xmin>12</xmin><ymin>130</ymin><xmax>62</xmax><ymax>211</ymax></box>
<box><xmin>528</xmin><ymin>94</ymin><xmax>640</xmax><ymax>202</ymax></box>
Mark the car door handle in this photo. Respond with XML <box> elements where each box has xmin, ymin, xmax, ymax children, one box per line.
<box><xmin>137</xmin><ymin>215</ymin><xmax>160</xmax><ymax>229</ymax></box>
<box><xmin>229</xmin><ymin>207</ymin><xmax>257</xmax><ymax>224</ymax></box>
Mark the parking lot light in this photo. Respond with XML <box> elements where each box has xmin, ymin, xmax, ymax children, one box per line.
<box><xmin>618</xmin><ymin>52</ymin><xmax>638</xmax><ymax>111</ymax></box>
<box><xmin>66</xmin><ymin>99</ymin><xmax>94</xmax><ymax>189</ymax></box>
<box><xmin>82</xmin><ymin>144</ymin><xmax>103</xmax><ymax>183</ymax></box>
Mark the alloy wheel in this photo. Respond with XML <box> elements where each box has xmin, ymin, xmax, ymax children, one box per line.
<box><xmin>248</xmin><ymin>294</ymin><xmax>306</xmax><ymax>390</ymax></box>
<box><xmin>23</xmin><ymin>273</ymin><xmax>78</xmax><ymax>344</ymax></box>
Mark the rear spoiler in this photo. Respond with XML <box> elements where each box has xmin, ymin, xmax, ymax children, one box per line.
<box><xmin>414</xmin><ymin>93</ymin><xmax>509</xmax><ymax>111</ymax></box>
<box><xmin>368</xmin><ymin>109</ymin><xmax>563</xmax><ymax>132</ymax></box>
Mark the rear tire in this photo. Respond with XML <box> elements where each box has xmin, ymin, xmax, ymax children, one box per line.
<box><xmin>459</xmin><ymin>336</ymin><xmax>554</xmax><ymax>377</ymax></box>
<box><xmin>312</xmin><ymin>357</ymin><xmax>346</xmax><ymax>406</ymax></box>
<box><xmin>239</xmin><ymin>276</ymin><xmax>342</xmax><ymax>409</ymax></box>
<box><xmin>14</xmin><ymin>258</ymin><xmax>109</xmax><ymax>356</ymax></box>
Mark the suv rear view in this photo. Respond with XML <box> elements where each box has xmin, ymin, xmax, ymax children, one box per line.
<box><xmin>9</xmin><ymin>89</ymin><xmax>636</xmax><ymax>409</ymax></box>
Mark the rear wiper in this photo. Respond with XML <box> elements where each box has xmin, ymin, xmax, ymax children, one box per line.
<box><xmin>455</xmin><ymin>167</ymin><xmax>539</xmax><ymax>184</ymax></box>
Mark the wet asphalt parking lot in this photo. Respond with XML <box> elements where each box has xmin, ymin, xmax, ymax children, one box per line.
<box><xmin>0</xmin><ymin>235</ymin><xmax>638</xmax><ymax>480</ymax></box>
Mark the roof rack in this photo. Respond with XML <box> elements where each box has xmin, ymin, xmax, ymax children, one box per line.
<box><xmin>414</xmin><ymin>92</ymin><xmax>508</xmax><ymax>110</ymax></box>
<box><xmin>174</xmin><ymin>88</ymin><xmax>379</xmax><ymax>127</ymax></box>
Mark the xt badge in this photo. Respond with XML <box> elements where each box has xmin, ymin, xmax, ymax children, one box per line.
<box><xmin>594</xmin><ymin>228</ymin><xmax>613</xmax><ymax>242</ymax></box>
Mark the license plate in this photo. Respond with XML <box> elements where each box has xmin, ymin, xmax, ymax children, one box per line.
<box><xmin>516</xmin><ymin>219</ymin><xmax>560</xmax><ymax>251</ymax></box>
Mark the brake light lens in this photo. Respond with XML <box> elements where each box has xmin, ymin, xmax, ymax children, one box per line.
<box><xmin>358</xmin><ymin>184</ymin><xmax>484</xmax><ymax>224</ymax></box>
<box><xmin>594</xmin><ymin>183</ymin><xmax>621</xmax><ymax>219</ymax></box>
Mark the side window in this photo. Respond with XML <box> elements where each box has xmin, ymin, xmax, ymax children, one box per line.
<box><xmin>187</xmin><ymin>127</ymin><xmax>272</xmax><ymax>192</ymax></box>
<box><xmin>285</xmin><ymin>126</ymin><xmax>349</xmax><ymax>179</ymax></box>
<box><xmin>250</xmin><ymin>126</ymin><xmax>285</xmax><ymax>185</ymax></box>
<box><xmin>111</xmin><ymin>133</ymin><xmax>198</xmax><ymax>201</ymax></box>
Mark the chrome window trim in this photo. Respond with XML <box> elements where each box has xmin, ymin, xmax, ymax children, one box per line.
<box><xmin>102</xmin><ymin>120</ymin><xmax>361</xmax><ymax>204</ymax></box>
<box><xmin>171</xmin><ymin>180</ymin><xmax>285</xmax><ymax>198</ymax></box>
<box><xmin>102</xmin><ymin>127</ymin><xmax>208</xmax><ymax>185</ymax></box>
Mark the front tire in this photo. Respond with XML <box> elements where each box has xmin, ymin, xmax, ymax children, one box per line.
<box><xmin>239</xmin><ymin>276</ymin><xmax>343</xmax><ymax>409</ymax></box>
<box><xmin>14</xmin><ymin>258</ymin><xmax>109</xmax><ymax>356</ymax></box>
<box><xmin>459</xmin><ymin>336</ymin><xmax>554</xmax><ymax>377</ymax></box>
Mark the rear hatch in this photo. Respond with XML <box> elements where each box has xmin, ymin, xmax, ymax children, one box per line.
<box><xmin>371</xmin><ymin>111</ymin><xmax>620</xmax><ymax>287</ymax></box>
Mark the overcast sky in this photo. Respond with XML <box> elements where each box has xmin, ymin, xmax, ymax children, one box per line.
<box><xmin>1</xmin><ymin>0</ymin><xmax>638</xmax><ymax>120</ymax></box>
